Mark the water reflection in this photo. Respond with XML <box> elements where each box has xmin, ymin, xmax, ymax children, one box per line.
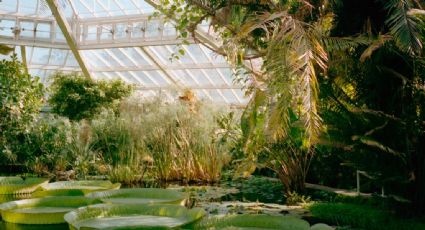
<box><xmin>0</xmin><ymin>222</ymin><xmax>68</xmax><ymax>230</ymax></box>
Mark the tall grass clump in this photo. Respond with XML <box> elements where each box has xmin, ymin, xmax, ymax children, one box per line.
<box><xmin>117</xmin><ymin>96</ymin><xmax>232</xmax><ymax>182</ymax></box>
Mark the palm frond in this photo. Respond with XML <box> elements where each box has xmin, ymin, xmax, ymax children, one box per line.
<box><xmin>360</xmin><ymin>34</ymin><xmax>392</xmax><ymax>62</ymax></box>
<box><xmin>385</xmin><ymin>0</ymin><xmax>423</xmax><ymax>55</ymax></box>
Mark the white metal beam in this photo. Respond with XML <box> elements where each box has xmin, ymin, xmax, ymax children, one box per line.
<box><xmin>46</xmin><ymin>0</ymin><xmax>90</xmax><ymax>78</ymax></box>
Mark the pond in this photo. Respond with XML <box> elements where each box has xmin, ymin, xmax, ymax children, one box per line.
<box><xmin>0</xmin><ymin>178</ymin><xmax>317</xmax><ymax>230</ymax></box>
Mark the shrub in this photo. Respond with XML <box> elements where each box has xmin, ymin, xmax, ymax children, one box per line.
<box><xmin>48</xmin><ymin>73</ymin><xmax>132</xmax><ymax>121</ymax></box>
<box><xmin>0</xmin><ymin>55</ymin><xmax>44</xmax><ymax>163</ymax></box>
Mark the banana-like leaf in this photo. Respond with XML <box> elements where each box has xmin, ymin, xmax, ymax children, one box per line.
<box><xmin>65</xmin><ymin>203</ymin><xmax>206</xmax><ymax>230</ymax></box>
<box><xmin>0</xmin><ymin>177</ymin><xmax>49</xmax><ymax>195</ymax></box>
<box><xmin>196</xmin><ymin>214</ymin><xmax>331</xmax><ymax>230</ymax></box>
<box><xmin>86</xmin><ymin>188</ymin><xmax>187</xmax><ymax>205</ymax></box>
<box><xmin>37</xmin><ymin>180</ymin><xmax>121</xmax><ymax>196</ymax></box>
<box><xmin>0</xmin><ymin>197</ymin><xmax>102</xmax><ymax>225</ymax></box>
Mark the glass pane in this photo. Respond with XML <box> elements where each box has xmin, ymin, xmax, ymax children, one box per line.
<box><xmin>54</xmin><ymin>24</ymin><xmax>65</xmax><ymax>41</ymax></box>
<box><xmin>132</xmin><ymin>22</ymin><xmax>145</xmax><ymax>38</ymax></box>
<box><xmin>0</xmin><ymin>19</ymin><xmax>16</xmax><ymax>37</ymax></box>
<box><xmin>35</xmin><ymin>23</ymin><xmax>51</xmax><ymax>39</ymax></box>
<box><xmin>0</xmin><ymin>0</ymin><xmax>18</xmax><ymax>12</ymax></box>
<box><xmin>20</xmin><ymin>21</ymin><xmax>35</xmax><ymax>38</ymax></box>
<box><xmin>31</xmin><ymin>47</ymin><xmax>50</xmax><ymax>65</ymax></box>
<box><xmin>49</xmin><ymin>49</ymin><xmax>67</xmax><ymax>65</ymax></box>
<box><xmin>145</xmin><ymin>20</ymin><xmax>160</xmax><ymax>38</ymax></box>
<box><xmin>19</xmin><ymin>0</ymin><xmax>37</xmax><ymax>15</ymax></box>
<box><xmin>65</xmin><ymin>53</ymin><xmax>80</xmax><ymax>67</ymax></box>
<box><xmin>115</xmin><ymin>23</ymin><xmax>128</xmax><ymax>39</ymax></box>
<box><xmin>100</xmin><ymin>25</ymin><xmax>113</xmax><ymax>40</ymax></box>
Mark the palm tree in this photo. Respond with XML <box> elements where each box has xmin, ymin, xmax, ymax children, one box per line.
<box><xmin>323</xmin><ymin>0</ymin><xmax>425</xmax><ymax>214</ymax></box>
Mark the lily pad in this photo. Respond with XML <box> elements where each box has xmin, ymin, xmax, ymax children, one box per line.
<box><xmin>86</xmin><ymin>188</ymin><xmax>186</xmax><ymax>205</ymax></box>
<box><xmin>310</xmin><ymin>223</ymin><xmax>334</xmax><ymax>230</ymax></box>
<box><xmin>65</xmin><ymin>203</ymin><xmax>206</xmax><ymax>230</ymax></box>
<box><xmin>0</xmin><ymin>177</ymin><xmax>49</xmax><ymax>195</ymax></box>
<box><xmin>0</xmin><ymin>196</ymin><xmax>102</xmax><ymax>224</ymax></box>
<box><xmin>198</xmin><ymin>214</ymin><xmax>311</xmax><ymax>230</ymax></box>
<box><xmin>37</xmin><ymin>180</ymin><xmax>121</xmax><ymax>196</ymax></box>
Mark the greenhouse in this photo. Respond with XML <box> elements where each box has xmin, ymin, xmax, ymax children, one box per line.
<box><xmin>1</xmin><ymin>0</ymin><xmax>425</xmax><ymax>229</ymax></box>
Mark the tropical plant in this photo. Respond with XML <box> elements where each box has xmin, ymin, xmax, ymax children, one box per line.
<box><xmin>161</xmin><ymin>0</ymin><xmax>425</xmax><ymax>215</ymax></box>
<box><xmin>0</xmin><ymin>55</ymin><xmax>44</xmax><ymax>163</ymax></box>
<box><xmin>48</xmin><ymin>73</ymin><xmax>133</xmax><ymax>121</ymax></box>
<box><xmin>155</xmin><ymin>0</ymin><xmax>364</xmax><ymax>194</ymax></box>
<box><xmin>318</xmin><ymin>0</ymin><xmax>425</xmax><ymax>214</ymax></box>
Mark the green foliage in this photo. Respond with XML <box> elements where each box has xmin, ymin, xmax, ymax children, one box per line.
<box><xmin>0</xmin><ymin>55</ymin><xmax>44</xmax><ymax>163</ymax></box>
<box><xmin>222</xmin><ymin>176</ymin><xmax>285</xmax><ymax>204</ymax></box>
<box><xmin>196</xmin><ymin>214</ymin><xmax>311</xmax><ymax>230</ymax></box>
<box><xmin>309</xmin><ymin>202</ymin><xmax>425</xmax><ymax>230</ymax></box>
<box><xmin>48</xmin><ymin>73</ymin><xmax>132</xmax><ymax>121</ymax></box>
<box><xmin>23</xmin><ymin>115</ymin><xmax>76</xmax><ymax>175</ymax></box>
<box><xmin>114</xmin><ymin>97</ymin><xmax>232</xmax><ymax>182</ymax></box>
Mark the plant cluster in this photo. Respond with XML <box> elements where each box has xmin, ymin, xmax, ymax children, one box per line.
<box><xmin>0</xmin><ymin>55</ymin><xmax>44</xmax><ymax>164</ymax></box>
<box><xmin>48</xmin><ymin>73</ymin><xmax>133</xmax><ymax>121</ymax></box>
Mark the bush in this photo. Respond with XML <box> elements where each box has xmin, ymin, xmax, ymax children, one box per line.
<box><xmin>309</xmin><ymin>202</ymin><xmax>425</xmax><ymax>230</ymax></box>
<box><xmin>0</xmin><ymin>55</ymin><xmax>44</xmax><ymax>163</ymax></box>
<box><xmin>48</xmin><ymin>73</ymin><xmax>132</xmax><ymax>121</ymax></box>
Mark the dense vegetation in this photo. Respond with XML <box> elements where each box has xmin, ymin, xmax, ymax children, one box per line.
<box><xmin>157</xmin><ymin>0</ymin><xmax>425</xmax><ymax>216</ymax></box>
<box><xmin>2</xmin><ymin>0</ymin><xmax>425</xmax><ymax>229</ymax></box>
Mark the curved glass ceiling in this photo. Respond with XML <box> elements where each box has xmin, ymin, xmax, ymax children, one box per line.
<box><xmin>0</xmin><ymin>0</ymin><xmax>249</xmax><ymax>106</ymax></box>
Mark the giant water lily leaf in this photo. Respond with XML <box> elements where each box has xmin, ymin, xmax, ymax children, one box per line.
<box><xmin>197</xmin><ymin>214</ymin><xmax>311</xmax><ymax>230</ymax></box>
<box><xmin>65</xmin><ymin>203</ymin><xmax>206</xmax><ymax>230</ymax></box>
<box><xmin>310</xmin><ymin>223</ymin><xmax>334</xmax><ymax>230</ymax></box>
<box><xmin>0</xmin><ymin>194</ymin><xmax>32</xmax><ymax>203</ymax></box>
<box><xmin>36</xmin><ymin>180</ymin><xmax>121</xmax><ymax>196</ymax></box>
<box><xmin>0</xmin><ymin>177</ymin><xmax>49</xmax><ymax>195</ymax></box>
<box><xmin>0</xmin><ymin>196</ymin><xmax>102</xmax><ymax>224</ymax></box>
<box><xmin>86</xmin><ymin>188</ymin><xmax>187</xmax><ymax>205</ymax></box>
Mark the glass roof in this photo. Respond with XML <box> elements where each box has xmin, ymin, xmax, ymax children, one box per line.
<box><xmin>0</xmin><ymin>0</ymin><xmax>249</xmax><ymax>106</ymax></box>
